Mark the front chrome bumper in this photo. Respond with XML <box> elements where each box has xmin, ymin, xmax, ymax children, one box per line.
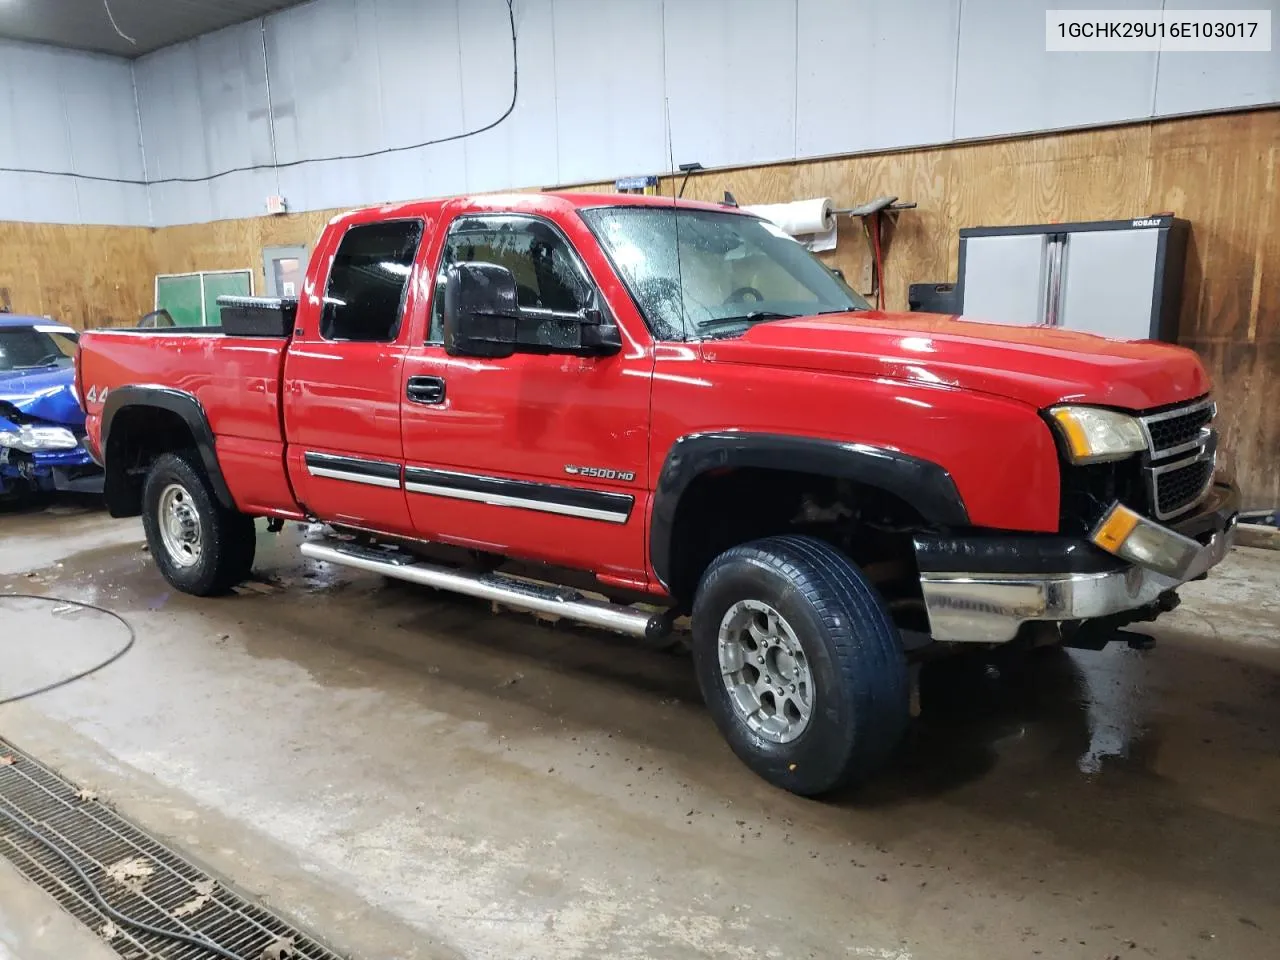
<box><xmin>916</xmin><ymin>482</ymin><xmax>1239</xmax><ymax>645</ymax></box>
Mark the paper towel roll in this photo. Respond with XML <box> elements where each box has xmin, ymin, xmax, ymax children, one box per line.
<box><xmin>742</xmin><ymin>198</ymin><xmax>835</xmax><ymax>237</ymax></box>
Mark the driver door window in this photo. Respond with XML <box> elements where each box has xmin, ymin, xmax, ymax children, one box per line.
<box><xmin>428</xmin><ymin>215</ymin><xmax>592</xmax><ymax>342</ymax></box>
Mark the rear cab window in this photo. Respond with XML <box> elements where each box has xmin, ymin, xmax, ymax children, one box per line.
<box><xmin>320</xmin><ymin>220</ymin><xmax>424</xmax><ymax>342</ymax></box>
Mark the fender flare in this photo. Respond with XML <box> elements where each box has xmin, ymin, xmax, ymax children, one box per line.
<box><xmin>649</xmin><ymin>432</ymin><xmax>969</xmax><ymax>592</ymax></box>
<box><xmin>101</xmin><ymin>386</ymin><xmax>234</xmax><ymax>511</ymax></box>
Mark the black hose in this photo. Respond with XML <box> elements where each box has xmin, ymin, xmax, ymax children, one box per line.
<box><xmin>0</xmin><ymin>594</ymin><xmax>245</xmax><ymax>958</ymax></box>
<box><xmin>0</xmin><ymin>595</ymin><xmax>136</xmax><ymax>706</ymax></box>
<box><xmin>0</xmin><ymin>804</ymin><xmax>246</xmax><ymax>960</ymax></box>
<box><xmin>0</xmin><ymin>0</ymin><xmax>518</xmax><ymax>188</ymax></box>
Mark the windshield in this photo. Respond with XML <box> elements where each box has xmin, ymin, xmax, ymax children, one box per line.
<box><xmin>580</xmin><ymin>206</ymin><xmax>870</xmax><ymax>339</ymax></box>
<box><xmin>0</xmin><ymin>326</ymin><xmax>78</xmax><ymax>372</ymax></box>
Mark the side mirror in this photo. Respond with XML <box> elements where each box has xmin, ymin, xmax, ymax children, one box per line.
<box><xmin>443</xmin><ymin>262</ymin><xmax>520</xmax><ymax>358</ymax></box>
<box><xmin>443</xmin><ymin>260</ymin><xmax>623</xmax><ymax>358</ymax></box>
<box><xmin>580</xmin><ymin>312</ymin><xmax>622</xmax><ymax>353</ymax></box>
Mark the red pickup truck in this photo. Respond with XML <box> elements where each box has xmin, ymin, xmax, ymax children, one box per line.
<box><xmin>78</xmin><ymin>192</ymin><xmax>1237</xmax><ymax>795</ymax></box>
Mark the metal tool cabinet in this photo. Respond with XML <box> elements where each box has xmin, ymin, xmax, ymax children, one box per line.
<box><xmin>956</xmin><ymin>216</ymin><xmax>1190</xmax><ymax>342</ymax></box>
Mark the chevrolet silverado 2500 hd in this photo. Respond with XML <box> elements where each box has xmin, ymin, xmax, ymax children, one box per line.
<box><xmin>76</xmin><ymin>192</ymin><xmax>1237</xmax><ymax>795</ymax></box>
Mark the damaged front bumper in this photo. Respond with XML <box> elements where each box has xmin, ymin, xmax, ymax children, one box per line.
<box><xmin>914</xmin><ymin>481</ymin><xmax>1239</xmax><ymax>645</ymax></box>
<box><xmin>0</xmin><ymin>445</ymin><xmax>104</xmax><ymax>496</ymax></box>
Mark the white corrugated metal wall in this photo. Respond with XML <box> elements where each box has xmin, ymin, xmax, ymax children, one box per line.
<box><xmin>3</xmin><ymin>0</ymin><xmax>1278</xmax><ymax>226</ymax></box>
<box><xmin>0</xmin><ymin>40</ymin><xmax>149</xmax><ymax>225</ymax></box>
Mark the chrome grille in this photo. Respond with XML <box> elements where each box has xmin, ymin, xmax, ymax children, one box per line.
<box><xmin>1153</xmin><ymin>457</ymin><xmax>1214</xmax><ymax>517</ymax></box>
<box><xmin>1141</xmin><ymin>398</ymin><xmax>1216</xmax><ymax>459</ymax></box>
<box><xmin>1139</xmin><ymin>397</ymin><xmax>1216</xmax><ymax>521</ymax></box>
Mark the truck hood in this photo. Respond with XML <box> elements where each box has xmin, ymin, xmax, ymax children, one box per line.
<box><xmin>700</xmin><ymin>311</ymin><xmax>1210</xmax><ymax>410</ymax></box>
<box><xmin>0</xmin><ymin>365</ymin><xmax>84</xmax><ymax>426</ymax></box>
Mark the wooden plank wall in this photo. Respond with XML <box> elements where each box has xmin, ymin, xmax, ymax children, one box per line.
<box><xmin>0</xmin><ymin>221</ymin><xmax>153</xmax><ymax>328</ymax></box>
<box><xmin>3</xmin><ymin>108</ymin><xmax>1276</xmax><ymax>505</ymax></box>
<box><xmin>150</xmin><ymin>212</ymin><xmax>336</xmax><ymax>297</ymax></box>
<box><xmin>0</xmin><ymin>215</ymin><xmax>335</xmax><ymax>328</ymax></box>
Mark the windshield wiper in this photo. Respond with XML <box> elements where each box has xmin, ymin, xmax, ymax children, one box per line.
<box><xmin>719</xmin><ymin>307</ymin><xmax>857</xmax><ymax>324</ymax></box>
<box><xmin>697</xmin><ymin>306</ymin><xmax>864</xmax><ymax>339</ymax></box>
<box><xmin>701</xmin><ymin>310</ymin><xmax>797</xmax><ymax>328</ymax></box>
<box><xmin>695</xmin><ymin>311</ymin><xmax>798</xmax><ymax>339</ymax></box>
<box><xmin>738</xmin><ymin>310</ymin><xmax>797</xmax><ymax>322</ymax></box>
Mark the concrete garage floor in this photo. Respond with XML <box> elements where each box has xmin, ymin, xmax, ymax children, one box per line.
<box><xmin>2</xmin><ymin>502</ymin><xmax>1279</xmax><ymax>960</ymax></box>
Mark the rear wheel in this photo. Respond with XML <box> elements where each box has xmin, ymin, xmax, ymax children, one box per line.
<box><xmin>142</xmin><ymin>452</ymin><xmax>257</xmax><ymax>596</ymax></box>
<box><xmin>691</xmin><ymin>535</ymin><xmax>909</xmax><ymax>796</ymax></box>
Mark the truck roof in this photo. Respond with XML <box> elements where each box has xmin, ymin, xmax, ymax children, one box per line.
<box><xmin>327</xmin><ymin>191</ymin><xmax>746</xmax><ymax>230</ymax></box>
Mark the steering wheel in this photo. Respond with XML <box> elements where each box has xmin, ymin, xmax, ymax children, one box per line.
<box><xmin>725</xmin><ymin>286</ymin><xmax>764</xmax><ymax>305</ymax></box>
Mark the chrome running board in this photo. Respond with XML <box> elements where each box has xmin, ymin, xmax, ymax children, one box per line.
<box><xmin>300</xmin><ymin>540</ymin><xmax>664</xmax><ymax>639</ymax></box>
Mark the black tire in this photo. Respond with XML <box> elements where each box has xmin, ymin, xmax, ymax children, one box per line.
<box><xmin>691</xmin><ymin>535</ymin><xmax>909</xmax><ymax>796</ymax></box>
<box><xmin>141</xmin><ymin>451</ymin><xmax>257</xmax><ymax>596</ymax></box>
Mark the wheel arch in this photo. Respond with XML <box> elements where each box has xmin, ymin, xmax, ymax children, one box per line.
<box><xmin>101</xmin><ymin>386</ymin><xmax>233</xmax><ymax>517</ymax></box>
<box><xmin>650</xmin><ymin>432</ymin><xmax>969</xmax><ymax>602</ymax></box>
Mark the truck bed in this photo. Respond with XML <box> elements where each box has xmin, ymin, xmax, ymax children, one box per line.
<box><xmin>79</xmin><ymin>327</ymin><xmax>296</xmax><ymax>516</ymax></box>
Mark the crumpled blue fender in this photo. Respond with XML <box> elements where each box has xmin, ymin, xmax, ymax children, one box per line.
<box><xmin>0</xmin><ymin>366</ymin><xmax>85</xmax><ymax>426</ymax></box>
<box><xmin>0</xmin><ymin>366</ymin><xmax>99</xmax><ymax>494</ymax></box>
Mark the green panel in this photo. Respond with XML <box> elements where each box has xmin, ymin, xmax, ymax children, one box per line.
<box><xmin>155</xmin><ymin>275</ymin><xmax>203</xmax><ymax>327</ymax></box>
<box><xmin>202</xmin><ymin>272</ymin><xmax>252</xmax><ymax>327</ymax></box>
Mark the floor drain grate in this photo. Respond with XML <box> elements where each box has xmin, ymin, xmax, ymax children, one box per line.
<box><xmin>0</xmin><ymin>737</ymin><xmax>346</xmax><ymax>960</ymax></box>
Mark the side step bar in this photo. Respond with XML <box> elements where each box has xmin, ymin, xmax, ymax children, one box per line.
<box><xmin>300</xmin><ymin>541</ymin><xmax>667</xmax><ymax>639</ymax></box>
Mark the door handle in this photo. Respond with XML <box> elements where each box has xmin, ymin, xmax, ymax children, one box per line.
<box><xmin>406</xmin><ymin>375</ymin><xmax>446</xmax><ymax>405</ymax></box>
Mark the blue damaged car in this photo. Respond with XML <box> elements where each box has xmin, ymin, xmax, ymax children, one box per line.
<box><xmin>0</xmin><ymin>314</ymin><xmax>103</xmax><ymax>498</ymax></box>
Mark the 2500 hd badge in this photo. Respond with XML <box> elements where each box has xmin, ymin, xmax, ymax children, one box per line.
<box><xmin>564</xmin><ymin>464</ymin><xmax>636</xmax><ymax>482</ymax></box>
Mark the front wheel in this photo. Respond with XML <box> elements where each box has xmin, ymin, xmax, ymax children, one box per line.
<box><xmin>691</xmin><ymin>535</ymin><xmax>909</xmax><ymax>796</ymax></box>
<box><xmin>142</xmin><ymin>452</ymin><xmax>257</xmax><ymax>596</ymax></box>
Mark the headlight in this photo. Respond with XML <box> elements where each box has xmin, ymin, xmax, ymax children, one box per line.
<box><xmin>1048</xmin><ymin>406</ymin><xmax>1147</xmax><ymax>463</ymax></box>
<box><xmin>0</xmin><ymin>425</ymin><xmax>80</xmax><ymax>452</ymax></box>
